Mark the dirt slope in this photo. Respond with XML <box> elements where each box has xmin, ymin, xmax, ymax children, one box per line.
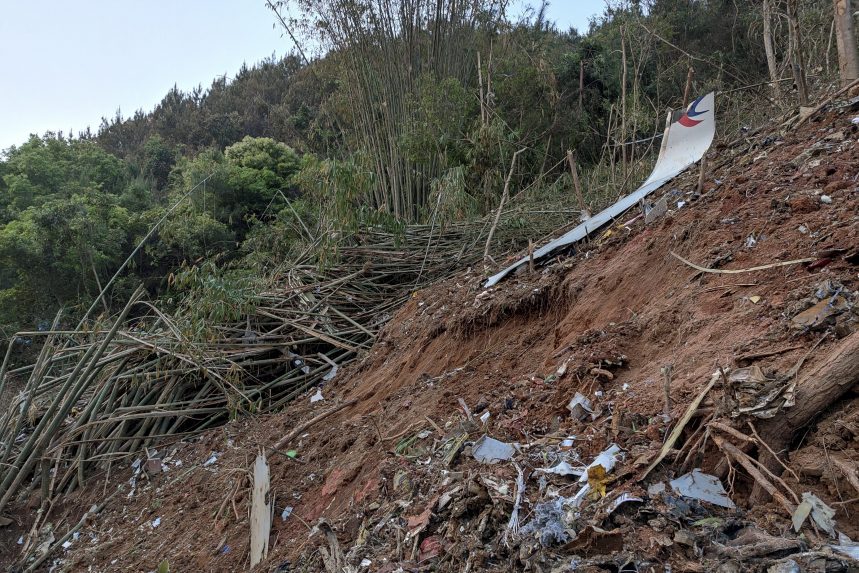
<box><xmin>6</xmin><ymin>102</ymin><xmax>859</xmax><ymax>573</ymax></box>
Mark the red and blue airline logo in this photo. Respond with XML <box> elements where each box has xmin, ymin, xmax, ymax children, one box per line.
<box><xmin>678</xmin><ymin>95</ymin><xmax>709</xmax><ymax>127</ymax></box>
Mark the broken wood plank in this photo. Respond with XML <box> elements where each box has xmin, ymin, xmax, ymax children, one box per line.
<box><xmin>250</xmin><ymin>452</ymin><xmax>271</xmax><ymax>569</ymax></box>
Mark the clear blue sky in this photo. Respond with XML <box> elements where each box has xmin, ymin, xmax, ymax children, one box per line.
<box><xmin>0</xmin><ymin>0</ymin><xmax>604</xmax><ymax>151</ymax></box>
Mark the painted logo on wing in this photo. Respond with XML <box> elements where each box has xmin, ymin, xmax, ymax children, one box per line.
<box><xmin>678</xmin><ymin>95</ymin><xmax>709</xmax><ymax>127</ymax></box>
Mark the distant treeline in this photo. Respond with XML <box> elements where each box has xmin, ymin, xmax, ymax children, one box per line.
<box><xmin>0</xmin><ymin>0</ymin><xmax>843</xmax><ymax>335</ymax></box>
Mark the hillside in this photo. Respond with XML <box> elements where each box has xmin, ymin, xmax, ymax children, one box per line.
<box><xmin>2</xmin><ymin>89</ymin><xmax>856</xmax><ymax>572</ymax></box>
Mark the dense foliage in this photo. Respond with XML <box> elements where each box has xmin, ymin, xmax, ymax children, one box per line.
<box><xmin>0</xmin><ymin>0</ymin><xmax>848</xmax><ymax>337</ymax></box>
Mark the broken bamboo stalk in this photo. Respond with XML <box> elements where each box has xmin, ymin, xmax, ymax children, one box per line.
<box><xmin>566</xmin><ymin>150</ymin><xmax>587</xmax><ymax>216</ymax></box>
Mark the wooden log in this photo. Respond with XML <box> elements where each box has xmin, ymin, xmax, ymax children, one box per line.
<box><xmin>753</xmin><ymin>332</ymin><xmax>859</xmax><ymax>500</ymax></box>
<box><xmin>761</xmin><ymin>332</ymin><xmax>859</xmax><ymax>438</ymax></box>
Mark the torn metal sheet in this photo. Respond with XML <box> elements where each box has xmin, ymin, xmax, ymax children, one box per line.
<box><xmin>485</xmin><ymin>92</ymin><xmax>716</xmax><ymax>288</ymax></box>
<box><xmin>472</xmin><ymin>435</ymin><xmax>516</xmax><ymax>464</ymax></box>
<box><xmin>792</xmin><ymin>294</ymin><xmax>849</xmax><ymax>329</ymax></box>
<box><xmin>729</xmin><ymin>366</ymin><xmax>796</xmax><ymax>419</ymax></box>
<box><xmin>830</xmin><ymin>533</ymin><xmax>859</xmax><ymax>560</ymax></box>
<box><xmin>536</xmin><ymin>460</ymin><xmax>582</xmax><ymax>477</ymax></box>
<box><xmin>567</xmin><ymin>392</ymin><xmax>593</xmax><ymax>421</ymax></box>
<box><xmin>670</xmin><ymin>469</ymin><xmax>735</xmax><ymax>508</ymax></box>
<box><xmin>608</xmin><ymin>492</ymin><xmax>643</xmax><ymax>514</ymax></box>
<box><xmin>793</xmin><ymin>492</ymin><xmax>836</xmax><ymax>535</ymax></box>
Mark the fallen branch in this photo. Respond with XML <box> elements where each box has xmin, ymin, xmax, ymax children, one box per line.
<box><xmin>794</xmin><ymin>77</ymin><xmax>859</xmax><ymax>128</ymax></box>
<box><xmin>735</xmin><ymin>344</ymin><xmax>804</xmax><ymax>365</ymax></box>
<box><xmin>641</xmin><ymin>372</ymin><xmax>717</xmax><ymax>479</ymax></box>
<box><xmin>272</xmin><ymin>400</ymin><xmax>357</xmax><ymax>450</ymax></box>
<box><xmin>830</xmin><ymin>455</ymin><xmax>859</xmax><ymax>498</ymax></box>
<box><xmin>670</xmin><ymin>251</ymin><xmax>814</xmax><ymax>275</ymax></box>
<box><xmin>714</xmin><ymin>435</ymin><xmax>795</xmax><ymax>515</ymax></box>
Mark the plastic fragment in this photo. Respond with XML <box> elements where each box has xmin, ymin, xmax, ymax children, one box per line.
<box><xmin>310</xmin><ymin>388</ymin><xmax>324</xmax><ymax>403</ymax></box>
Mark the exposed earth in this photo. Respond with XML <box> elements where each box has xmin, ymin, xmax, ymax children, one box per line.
<box><xmin>2</xmin><ymin>98</ymin><xmax>859</xmax><ymax>572</ymax></box>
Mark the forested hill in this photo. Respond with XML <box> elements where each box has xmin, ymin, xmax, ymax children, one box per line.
<box><xmin>0</xmin><ymin>0</ymin><xmax>847</xmax><ymax>338</ymax></box>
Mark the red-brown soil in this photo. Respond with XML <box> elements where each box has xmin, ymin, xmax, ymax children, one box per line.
<box><xmin>3</xmin><ymin>103</ymin><xmax>859</xmax><ymax>573</ymax></box>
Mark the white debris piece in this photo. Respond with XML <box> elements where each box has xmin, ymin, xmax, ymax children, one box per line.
<box><xmin>829</xmin><ymin>532</ymin><xmax>859</xmax><ymax>559</ymax></box>
<box><xmin>322</xmin><ymin>365</ymin><xmax>338</xmax><ymax>381</ymax></box>
<box><xmin>567</xmin><ymin>392</ymin><xmax>593</xmax><ymax>421</ymax></box>
<box><xmin>203</xmin><ymin>452</ymin><xmax>220</xmax><ymax>467</ymax></box>
<box><xmin>472</xmin><ymin>436</ymin><xmax>516</xmax><ymax>464</ymax></box>
<box><xmin>536</xmin><ymin>460</ymin><xmax>582</xmax><ymax>477</ymax></box>
<box><xmin>151</xmin><ymin>517</ymin><xmax>161</xmax><ymax>528</ymax></box>
<box><xmin>310</xmin><ymin>388</ymin><xmax>324</xmax><ymax>403</ymax></box>
<box><xmin>579</xmin><ymin>444</ymin><xmax>622</xmax><ymax>484</ymax></box>
<box><xmin>569</xmin><ymin>444</ymin><xmax>623</xmax><ymax>507</ymax></box>
<box><xmin>647</xmin><ymin>482</ymin><xmax>666</xmax><ymax>497</ymax></box>
<box><xmin>670</xmin><ymin>469</ymin><xmax>735</xmax><ymax>508</ymax></box>
<box><xmin>820</xmin><ymin>195</ymin><xmax>833</xmax><ymax>204</ymax></box>
<box><xmin>609</xmin><ymin>492</ymin><xmax>644</xmax><ymax>514</ymax></box>
<box><xmin>793</xmin><ymin>492</ymin><xmax>836</xmax><ymax>535</ymax></box>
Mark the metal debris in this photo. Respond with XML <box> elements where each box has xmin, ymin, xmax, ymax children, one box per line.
<box><xmin>792</xmin><ymin>492</ymin><xmax>836</xmax><ymax>535</ymax></box>
<box><xmin>669</xmin><ymin>469</ymin><xmax>735</xmax><ymax>509</ymax></box>
<box><xmin>472</xmin><ymin>435</ymin><xmax>516</xmax><ymax>464</ymax></box>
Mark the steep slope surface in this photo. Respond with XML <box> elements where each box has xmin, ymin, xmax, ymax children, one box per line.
<box><xmin>4</xmin><ymin>101</ymin><xmax>859</xmax><ymax>572</ymax></box>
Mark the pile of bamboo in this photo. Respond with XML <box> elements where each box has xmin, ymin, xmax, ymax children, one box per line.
<box><xmin>0</xmin><ymin>206</ymin><xmax>576</xmax><ymax>514</ymax></box>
